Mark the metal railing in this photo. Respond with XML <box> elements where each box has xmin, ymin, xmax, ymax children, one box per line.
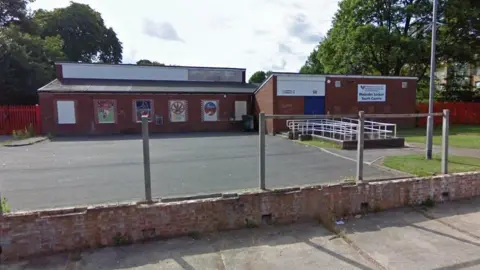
<box><xmin>259</xmin><ymin>111</ymin><xmax>449</xmax><ymax>189</ymax></box>
<box><xmin>286</xmin><ymin>117</ymin><xmax>397</xmax><ymax>141</ymax></box>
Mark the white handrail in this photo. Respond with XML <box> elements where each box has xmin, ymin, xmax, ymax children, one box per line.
<box><xmin>286</xmin><ymin>117</ymin><xmax>397</xmax><ymax>141</ymax></box>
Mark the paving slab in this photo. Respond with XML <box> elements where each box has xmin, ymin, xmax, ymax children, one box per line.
<box><xmin>421</xmin><ymin>197</ymin><xmax>480</xmax><ymax>239</ymax></box>
<box><xmin>3</xmin><ymin>223</ymin><xmax>378</xmax><ymax>270</ymax></box>
<box><xmin>339</xmin><ymin>207</ymin><xmax>480</xmax><ymax>270</ymax></box>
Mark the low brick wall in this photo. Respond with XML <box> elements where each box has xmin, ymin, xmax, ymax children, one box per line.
<box><xmin>2</xmin><ymin>172</ymin><xmax>480</xmax><ymax>262</ymax></box>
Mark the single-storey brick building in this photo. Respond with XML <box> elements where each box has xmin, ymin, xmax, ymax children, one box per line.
<box><xmin>38</xmin><ymin>63</ymin><xmax>418</xmax><ymax>136</ymax></box>
<box><xmin>38</xmin><ymin>63</ymin><xmax>257</xmax><ymax>135</ymax></box>
<box><xmin>254</xmin><ymin>73</ymin><xmax>417</xmax><ymax>134</ymax></box>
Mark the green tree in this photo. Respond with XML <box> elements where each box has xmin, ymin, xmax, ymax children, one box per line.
<box><xmin>248</xmin><ymin>71</ymin><xmax>266</xmax><ymax>83</ymax></box>
<box><xmin>299</xmin><ymin>46</ymin><xmax>324</xmax><ymax>74</ymax></box>
<box><xmin>0</xmin><ymin>0</ymin><xmax>31</xmax><ymax>26</ymax></box>
<box><xmin>136</xmin><ymin>59</ymin><xmax>165</xmax><ymax>66</ymax></box>
<box><xmin>248</xmin><ymin>70</ymin><xmax>272</xmax><ymax>84</ymax></box>
<box><xmin>0</xmin><ymin>26</ymin><xmax>64</xmax><ymax>104</ymax></box>
<box><xmin>315</xmin><ymin>0</ymin><xmax>433</xmax><ymax>78</ymax></box>
<box><xmin>34</xmin><ymin>2</ymin><xmax>123</xmax><ymax>63</ymax></box>
<box><xmin>303</xmin><ymin>0</ymin><xmax>479</xmax><ymax>101</ymax></box>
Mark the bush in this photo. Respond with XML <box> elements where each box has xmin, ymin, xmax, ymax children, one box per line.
<box><xmin>1</xmin><ymin>197</ymin><xmax>11</xmax><ymax>213</ymax></box>
<box><xmin>12</xmin><ymin>123</ymin><xmax>35</xmax><ymax>140</ymax></box>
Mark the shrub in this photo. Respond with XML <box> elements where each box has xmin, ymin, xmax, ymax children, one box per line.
<box><xmin>1</xmin><ymin>197</ymin><xmax>11</xmax><ymax>213</ymax></box>
<box><xmin>12</xmin><ymin>123</ymin><xmax>36</xmax><ymax>140</ymax></box>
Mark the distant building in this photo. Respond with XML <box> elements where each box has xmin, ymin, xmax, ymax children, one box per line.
<box><xmin>435</xmin><ymin>63</ymin><xmax>480</xmax><ymax>89</ymax></box>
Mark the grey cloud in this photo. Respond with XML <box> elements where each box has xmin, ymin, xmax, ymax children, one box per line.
<box><xmin>288</xmin><ymin>13</ymin><xmax>322</xmax><ymax>44</ymax></box>
<box><xmin>278</xmin><ymin>43</ymin><xmax>293</xmax><ymax>54</ymax></box>
<box><xmin>271</xmin><ymin>59</ymin><xmax>287</xmax><ymax>70</ymax></box>
<box><xmin>143</xmin><ymin>19</ymin><xmax>184</xmax><ymax>42</ymax></box>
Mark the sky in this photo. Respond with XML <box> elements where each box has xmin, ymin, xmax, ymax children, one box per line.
<box><xmin>30</xmin><ymin>0</ymin><xmax>340</xmax><ymax>78</ymax></box>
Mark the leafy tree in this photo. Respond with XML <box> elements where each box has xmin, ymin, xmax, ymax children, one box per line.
<box><xmin>301</xmin><ymin>0</ymin><xmax>479</xmax><ymax>101</ymax></box>
<box><xmin>248</xmin><ymin>71</ymin><xmax>266</xmax><ymax>83</ymax></box>
<box><xmin>299</xmin><ymin>46</ymin><xmax>324</xmax><ymax>74</ymax></box>
<box><xmin>0</xmin><ymin>0</ymin><xmax>31</xmax><ymax>26</ymax></box>
<box><xmin>248</xmin><ymin>70</ymin><xmax>272</xmax><ymax>84</ymax></box>
<box><xmin>34</xmin><ymin>2</ymin><xmax>123</xmax><ymax>63</ymax></box>
<box><xmin>314</xmin><ymin>0</ymin><xmax>433</xmax><ymax>78</ymax></box>
<box><xmin>136</xmin><ymin>59</ymin><xmax>165</xmax><ymax>66</ymax></box>
<box><xmin>0</xmin><ymin>26</ymin><xmax>64</xmax><ymax>105</ymax></box>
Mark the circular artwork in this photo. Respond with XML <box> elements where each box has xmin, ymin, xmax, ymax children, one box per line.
<box><xmin>170</xmin><ymin>101</ymin><xmax>186</xmax><ymax>115</ymax></box>
<box><xmin>204</xmin><ymin>102</ymin><xmax>217</xmax><ymax>116</ymax></box>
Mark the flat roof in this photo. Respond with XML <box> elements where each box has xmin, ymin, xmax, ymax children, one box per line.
<box><xmin>56</xmin><ymin>62</ymin><xmax>246</xmax><ymax>71</ymax></box>
<box><xmin>39</xmin><ymin>79</ymin><xmax>257</xmax><ymax>94</ymax></box>
<box><xmin>254</xmin><ymin>73</ymin><xmax>418</xmax><ymax>93</ymax></box>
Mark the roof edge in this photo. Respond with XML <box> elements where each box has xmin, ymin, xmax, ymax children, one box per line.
<box><xmin>55</xmin><ymin>62</ymin><xmax>246</xmax><ymax>71</ymax></box>
<box><xmin>253</xmin><ymin>74</ymin><xmax>275</xmax><ymax>94</ymax></box>
<box><xmin>271</xmin><ymin>72</ymin><xmax>418</xmax><ymax>80</ymax></box>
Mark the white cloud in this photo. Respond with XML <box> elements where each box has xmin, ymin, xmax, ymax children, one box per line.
<box><xmin>143</xmin><ymin>20</ymin><xmax>184</xmax><ymax>42</ymax></box>
<box><xmin>30</xmin><ymin>0</ymin><xmax>340</xmax><ymax>78</ymax></box>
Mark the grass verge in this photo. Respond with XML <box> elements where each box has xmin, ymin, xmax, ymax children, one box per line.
<box><xmin>298</xmin><ymin>138</ymin><xmax>340</xmax><ymax>149</ymax></box>
<box><xmin>382</xmin><ymin>154</ymin><xmax>480</xmax><ymax>177</ymax></box>
<box><xmin>399</xmin><ymin>125</ymin><xmax>480</xmax><ymax>149</ymax></box>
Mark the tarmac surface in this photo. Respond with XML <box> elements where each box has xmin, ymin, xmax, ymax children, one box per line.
<box><xmin>5</xmin><ymin>197</ymin><xmax>480</xmax><ymax>269</ymax></box>
<box><xmin>0</xmin><ymin>133</ymin><xmax>399</xmax><ymax>211</ymax></box>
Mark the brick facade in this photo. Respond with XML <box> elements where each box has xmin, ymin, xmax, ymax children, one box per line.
<box><xmin>255</xmin><ymin>75</ymin><xmax>418</xmax><ymax>133</ymax></box>
<box><xmin>2</xmin><ymin>172</ymin><xmax>480</xmax><ymax>262</ymax></box>
<box><xmin>254</xmin><ymin>77</ymin><xmax>275</xmax><ymax>133</ymax></box>
<box><xmin>325</xmin><ymin>77</ymin><xmax>417</xmax><ymax>127</ymax></box>
<box><xmin>39</xmin><ymin>92</ymin><xmax>252</xmax><ymax>135</ymax></box>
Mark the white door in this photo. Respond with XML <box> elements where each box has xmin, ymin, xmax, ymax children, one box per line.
<box><xmin>235</xmin><ymin>101</ymin><xmax>247</xmax><ymax>121</ymax></box>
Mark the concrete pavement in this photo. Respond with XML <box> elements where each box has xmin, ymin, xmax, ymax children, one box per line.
<box><xmin>0</xmin><ymin>133</ymin><xmax>398</xmax><ymax>211</ymax></box>
<box><xmin>6</xmin><ymin>197</ymin><xmax>480</xmax><ymax>269</ymax></box>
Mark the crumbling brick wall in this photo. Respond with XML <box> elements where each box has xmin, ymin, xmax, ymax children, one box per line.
<box><xmin>1</xmin><ymin>172</ymin><xmax>480</xmax><ymax>262</ymax></box>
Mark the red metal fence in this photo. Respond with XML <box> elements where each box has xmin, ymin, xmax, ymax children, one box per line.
<box><xmin>0</xmin><ymin>105</ymin><xmax>42</xmax><ymax>135</ymax></box>
<box><xmin>416</xmin><ymin>102</ymin><xmax>480</xmax><ymax>126</ymax></box>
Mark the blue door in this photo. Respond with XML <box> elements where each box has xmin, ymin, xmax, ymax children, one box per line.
<box><xmin>304</xmin><ymin>96</ymin><xmax>325</xmax><ymax>115</ymax></box>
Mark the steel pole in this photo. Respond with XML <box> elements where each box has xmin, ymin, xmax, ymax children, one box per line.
<box><xmin>142</xmin><ymin>115</ymin><xmax>152</xmax><ymax>202</ymax></box>
<box><xmin>441</xmin><ymin>110</ymin><xmax>450</xmax><ymax>174</ymax></box>
<box><xmin>356</xmin><ymin>111</ymin><xmax>365</xmax><ymax>182</ymax></box>
<box><xmin>426</xmin><ymin>0</ymin><xmax>438</xmax><ymax>160</ymax></box>
<box><xmin>259</xmin><ymin>112</ymin><xmax>266</xmax><ymax>190</ymax></box>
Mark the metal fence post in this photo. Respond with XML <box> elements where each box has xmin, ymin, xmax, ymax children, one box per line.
<box><xmin>356</xmin><ymin>111</ymin><xmax>365</xmax><ymax>182</ymax></box>
<box><xmin>142</xmin><ymin>115</ymin><xmax>152</xmax><ymax>202</ymax></box>
<box><xmin>259</xmin><ymin>112</ymin><xmax>266</xmax><ymax>190</ymax></box>
<box><xmin>441</xmin><ymin>109</ymin><xmax>449</xmax><ymax>174</ymax></box>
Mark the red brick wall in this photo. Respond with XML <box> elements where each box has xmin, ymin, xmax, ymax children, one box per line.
<box><xmin>254</xmin><ymin>77</ymin><xmax>275</xmax><ymax>133</ymax></box>
<box><xmin>254</xmin><ymin>76</ymin><xmax>304</xmax><ymax>133</ymax></box>
<box><xmin>274</xmin><ymin>95</ymin><xmax>304</xmax><ymax>133</ymax></box>
<box><xmin>325</xmin><ymin>77</ymin><xmax>417</xmax><ymax>127</ymax></box>
<box><xmin>2</xmin><ymin>172</ymin><xmax>480</xmax><ymax>262</ymax></box>
<box><xmin>39</xmin><ymin>92</ymin><xmax>252</xmax><ymax>135</ymax></box>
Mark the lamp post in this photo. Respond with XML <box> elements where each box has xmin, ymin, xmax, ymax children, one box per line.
<box><xmin>426</xmin><ymin>0</ymin><xmax>438</xmax><ymax>160</ymax></box>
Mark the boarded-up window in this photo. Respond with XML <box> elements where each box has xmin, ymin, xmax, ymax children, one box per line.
<box><xmin>235</xmin><ymin>101</ymin><xmax>247</xmax><ymax>120</ymax></box>
<box><xmin>56</xmin><ymin>100</ymin><xmax>76</xmax><ymax>124</ymax></box>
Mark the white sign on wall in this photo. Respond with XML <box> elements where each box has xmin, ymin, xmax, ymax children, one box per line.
<box><xmin>56</xmin><ymin>100</ymin><xmax>76</xmax><ymax>124</ymax></box>
<box><xmin>357</xmin><ymin>84</ymin><xmax>386</xmax><ymax>102</ymax></box>
<box><xmin>276</xmin><ymin>76</ymin><xmax>326</xmax><ymax>96</ymax></box>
